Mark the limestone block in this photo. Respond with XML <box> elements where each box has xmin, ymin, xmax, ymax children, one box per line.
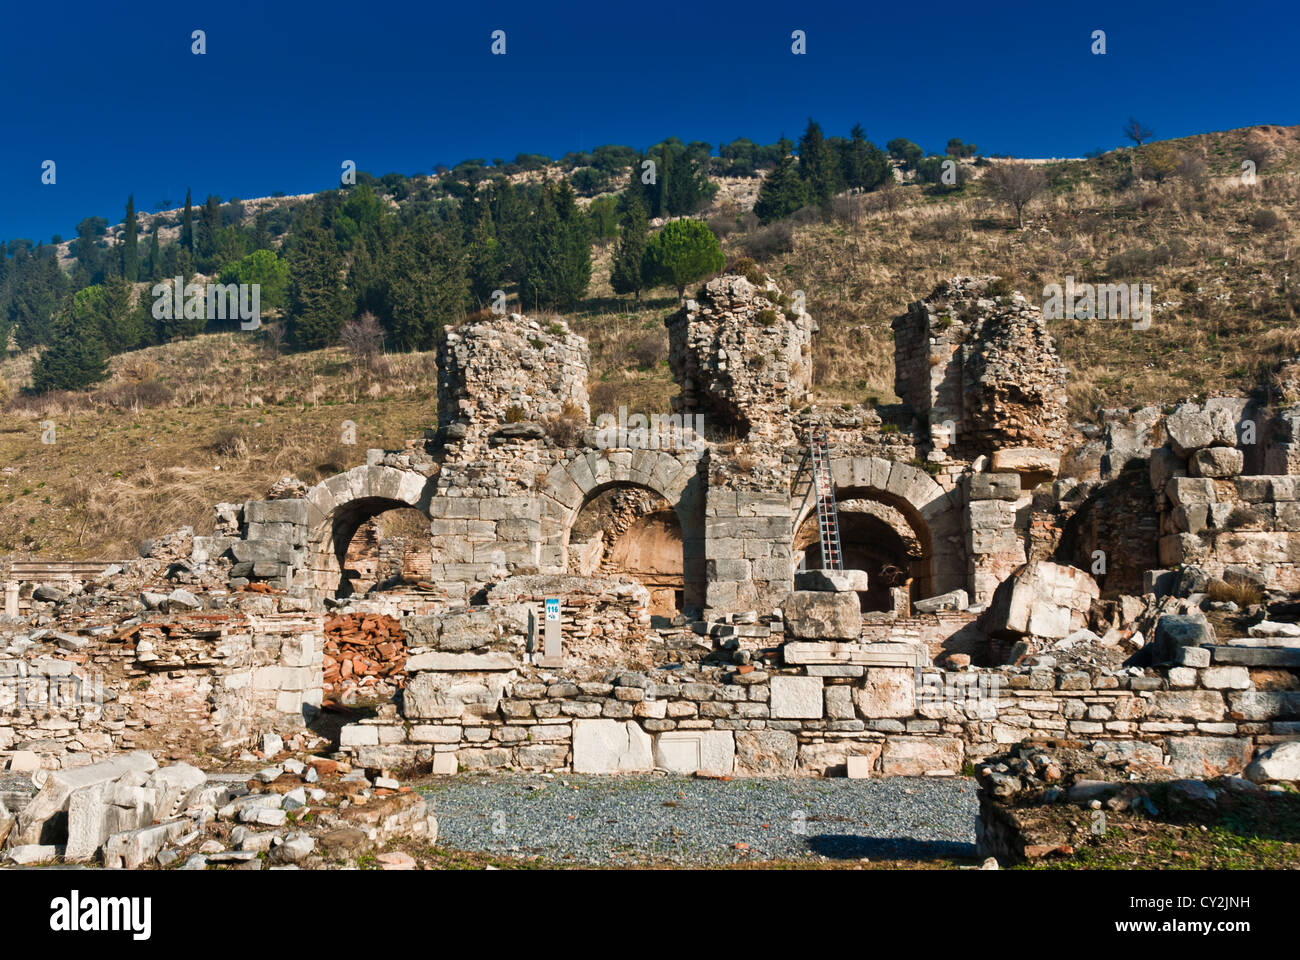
<box><xmin>879</xmin><ymin>737</ymin><xmax>963</xmax><ymax>776</ymax></box>
<box><xmin>1166</xmin><ymin>477</ymin><xmax>1216</xmax><ymax>507</ymax></box>
<box><xmin>572</xmin><ymin>719</ymin><xmax>653</xmax><ymax>773</ymax></box>
<box><xmin>990</xmin><ymin>447</ymin><xmax>1059</xmax><ymax>483</ymax></box>
<box><xmin>403</xmin><ymin>652</ymin><xmax>515</xmax><ymax>672</ymax></box>
<box><xmin>853</xmin><ymin>668</ymin><xmax>916</xmax><ymax>718</ymax></box>
<box><xmin>983</xmin><ymin>561</ymin><xmax>1098</xmax><ymax>640</ymax></box>
<box><xmin>1146</xmin><ymin>690</ymin><xmax>1225</xmax><ymax>722</ymax></box>
<box><xmin>1167</xmin><ymin>737</ymin><xmax>1252</xmax><ymax>778</ymax></box>
<box><xmin>652</xmin><ymin>730</ymin><xmax>735</xmax><ymax>775</ymax></box>
<box><xmin>244</xmin><ymin>498</ymin><xmax>309</xmax><ymax>525</ymax></box>
<box><xmin>913</xmin><ymin>589</ymin><xmax>968</xmax><ymax>613</ymax></box>
<box><xmin>784</xmin><ymin>590</ymin><xmax>861</xmax><ymax>640</ymax></box>
<box><xmin>1244</xmin><ymin>742</ymin><xmax>1300</xmax><ymax>784</ymax></box>
<box><xmin>1149</xmin><ymin>447</ymin><xmax>1187</xmax><ymax>492</ymax></box>
<box><xmin>15</xmin><ymin>751</ymin><xmax>158</xmax><ymax>846</ymax></box>
<box><xmin>793</xmin><ymin>569</ymin><xmax>869</xmax><ymax>592</ymax></box>
<box><xmin>1189</xmin><ymin>447</ymin><xmax>1244</xmax><ymax>478</ymax></box>
<box><xmin>798</xmin><ymin>740</ymin><xmax>882</xmax><ymax>777</ymax></box>
<box><xmin>825</xmin><ymin>684</ymin><xmax>855</xmax><ymax>719</ymax></box>
<box><xmin>734</xmin><ymin>731</ymin><xmax>798</xmax><ymax>775</ymax></box>
<box><xmin>969</xmin><ymin>473</ymin><xmax>1021</xmax><ymax>501</ymax></box>
<box><xmin>770</xmin><ymin>676</ymin><xmax>824</xmax><ymax>719</ymax></box>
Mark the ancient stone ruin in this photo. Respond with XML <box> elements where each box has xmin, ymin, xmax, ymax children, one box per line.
<box><xmin>3</xmin><ymin>274</ymin><xmax>1299</xmax><ymax>794</ymax></box>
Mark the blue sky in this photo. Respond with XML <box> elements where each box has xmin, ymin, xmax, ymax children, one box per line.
<box><xmin>2</xmin><ymin>0</ymin><xmax>1297</xmax><ymax>243</ymax></box>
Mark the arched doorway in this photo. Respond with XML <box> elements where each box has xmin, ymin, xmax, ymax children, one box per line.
<box><xmin>339</xmin><ymin>506</ymin><xmax>432</xmax><ymax>597</ymax></box>
<box><xmin>793</xmin><ymin>497</ymin><xmax>927</xmax><ymax>612</ymax></box>
<box><xmin>569</xmin><ymin>486</ymin><xmax>685</xmax><ymax>620</ymax></box>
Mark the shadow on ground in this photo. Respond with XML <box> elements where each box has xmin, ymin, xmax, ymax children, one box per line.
<box><xmin>805</xmin><ymin>834</ymin><xmax>975</xmax><ymax>861</ymax></box>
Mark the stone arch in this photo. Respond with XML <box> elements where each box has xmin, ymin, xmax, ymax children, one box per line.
<box><xmin>793</xmin><ymin>456</ymin><xmax>964</xmax><ymax>603</ymax></box>
<box><xmin>540</xmin><ymin>450</ymin><xmax>707</xmax><ymax>610</ymax></box>
<box><xmin>301</xmin><ymin>465</ymin><xmax>436</xmax><ymax>597</ymax></box>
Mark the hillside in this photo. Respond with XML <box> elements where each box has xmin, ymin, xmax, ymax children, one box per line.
<box><xmin>3</xmin><ymin>123</ymin><xmax>1299</xmax><ymax>559</ymax></box>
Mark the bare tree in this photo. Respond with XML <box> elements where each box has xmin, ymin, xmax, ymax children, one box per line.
<box><xmin>1245</xmin><ymin>137</ymin><xmax>1279</xmax><ymax>172</ymax></box>
<box><xmin>1123</xmin><ymin>117</ymin><xmax>1154</xmax><ymax>147</ymax></box>
<box><xmin>340</xmin><ymin>312</ymin><xmax>385</xmax><ymax>368</ymax></box>
<box><xmin>985</xmin><ymin>162</ymin><xmax>1047</xmax><ymax>229</ymax></box>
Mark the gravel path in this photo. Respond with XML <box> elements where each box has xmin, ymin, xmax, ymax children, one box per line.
<box><xmin>420</xmin><ymin>774</ymin><xmax>978</xmax><ymax>866</ymax></box>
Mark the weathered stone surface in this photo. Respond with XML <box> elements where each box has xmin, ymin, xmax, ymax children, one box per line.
<box><xmin>571</xmin><ymin>719</ymin><xmax>652</xmax><ymax>773</ymax></box>
<box><xmin>15</xmin><ymin>751</ymin><xmax>158</xmax><ymax>846</ymax></box>
<box><xmin>798</xmin><ymin>740</ymin><xmax>882</xmax><ymax>777</ymax></box>
<box><xmin>1189</xmin><ymin>447</ymin><xmax>1243</xmax><ymax>478</ymax></box>
<box><xmin>853</xmin><ymin>668</ymin><xmax>916</xmax><ymax>718</ymax></box>
<box><xmin>913</xmin><ymin>589</ymin><xmax>969</xmax><ymax>613</ymax></box>
<box><xmin>653</xmin><ymin>730</ymin><xmax>735</xmax><ymax>775</ymax></box>
<box><xmin>990</xmin><ymin>447</ymin><xmax>1060</xmax><ymax>483</ymax></box>
<box><xmin>769</xmin><ymin>676</ymin><xmax>824</xmax><ymax>719</ymax></box>
<box><xmin>880</xmin><ymin>737</ymin><xmax>963</xmax><ymax>776</ymax></box>
<box><xmin>1147</xmin><ymin>690</ymin><xmax>1225</xmax><ymax>722</ymax></box>
<box><xmin>1154</xmin><ymin>614</ymin><xmax>1216</xmax><ymax>661</ymax></box>
<box><xmin>403</xmin><ymin>652</ymin><xmax>516</xmax><ymax>672</ymax></box>
<box><xmin>793</xmin><ymin>569</ymin><xmax>869</xmax><ymax>593</ymax></box>
<box><xmin>1244</xmin><ymin>742</ymin><xmax>1300</xmax><ymax>784</ymax></box>
<box><xmin>102</xmin><ymin>818</ymin><xmax>191</xmax><ymax>870</ymax></box>
<box><xmin>983</xmin><ymin>561</ymin><xmax>1098</xmax><ymax>640</ymax></box>
<box><xmin>1166</xmin><ymin>409</ymin><xmax>1235</xmax><ymax>457</ymax></box>
<box><xmin>1167</xmin><ymin>737</ymin><xmax>1253</xmax><ymax>778</ymax></box>
<box><xmin>734</xmin><ymin>730</ymin><xmax>798</xmax><ymax>775</ymax></box>
<box><xmin>783</xmin><ymin>590</ymin><xmax>861</xmax><ymax>640</ymax></box>
<box><xmin>969</xmin><ymin>473</ymin><xmax>1021</xmax><ymax>501</ymax></box>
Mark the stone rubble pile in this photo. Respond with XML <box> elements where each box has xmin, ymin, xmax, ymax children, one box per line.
<box><xmin>1</xmin><ymin>743</ymin><xmax>436</xmax><ymax>870</ymax></box>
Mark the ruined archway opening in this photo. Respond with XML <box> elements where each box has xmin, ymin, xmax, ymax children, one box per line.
<box><xmin>569</xmin><ymin>486</ymin><xmax>685</xmax><ymax>622</ymax></box>
<box><xmin>793</xmin><ymin>493</ymin><xmax>931</xmax><ymax>612</ymax></box>
<box><xmin>331</xmin><ymin>498</ymin><xmax>431</xmax><ymax>598</ymax></box>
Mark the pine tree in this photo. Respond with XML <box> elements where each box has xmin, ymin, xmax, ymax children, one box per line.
<box><xmin>610</xmin><ymin>194</ymin><xmax>649</xmax><ymax>303</ymax></box>
<box><xmin>32</xmin><ymin>298</ymin><xmax>109</xmax><ymax>391</ymax></box>
<box><xmin>840</xmin><ymin>124</ymin><xmax>891</xmax><ymax>191</ymax></box>
<box><xmin>642</xmin><ymin>219</ymin><xmax>724</xmax><ymax>299</ymax></box>
<box><xmin>465</xmin><ymin>208</ymin><xmax>502</xmax><ymax>308</ymax></box>
<box><xmin>552</xmin><ymin>181</ymin><xmax>591</xmax><ymax>309</ymax></box>
<box><xmin>122</xmin><ymin>195</ymin><xmax>139</xmax><ymax>282</ymax></box>
<box><xmin>252</xmin><ymin>213</ymin><xmax>271</xmax><ymax>251</ymax></box>
<box><xmin>380</xmin><ymin>219</ymin><xmax>467</xmax><ymax>350</ymax></box>
<box><xmin>180</xmin><ymin>189</ymin><xmax>195</xmax><ymax>253</ymax></box>
<box><xmin>753</xmin><ymin>156</ymin><xmax>810</xmax><ymax>225</ymax></box>
<box><xmin>287</xmin><ymin>216</ymin><xmax>350</xmax><ymax>349</ymax></box>
<box><xmin>798</xmin><ymin>119</ymin><xmax>841</xmax><ymax>207</ymax></box>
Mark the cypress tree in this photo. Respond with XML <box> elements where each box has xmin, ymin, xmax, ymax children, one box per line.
<box><xmin>122</xmin><ymin>195</ymin><xmax>139</xmax><ymax>281</ymax></box>
<box><xmin>145</xmin><ymin>223</ymin><xmax>161</xmax><ymax>281</ymax></box>
<box><xmin>199</xmin><ymin>194</ymin><xmax>221</xmax><ymax>264</ymax></box>
<box><xmin>610</xmin><ymin>194</ymin><xmax>649</xmax><ymax>303</ymax></box>
<box><xmin>180</xmin><ymin>189</ymin><xmax>195</xmax><ymax>252</ymax></box>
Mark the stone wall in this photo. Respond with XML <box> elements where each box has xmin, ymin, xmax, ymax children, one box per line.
<box><xmin>892</xmin><ymin>276</ymin><xmax>1069</xmax><ymax>462</ymax></box>
<box><xmin>0</xmin><ymin>614</ymin><xmax>322</xmax><ymax>768</ymax></box>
